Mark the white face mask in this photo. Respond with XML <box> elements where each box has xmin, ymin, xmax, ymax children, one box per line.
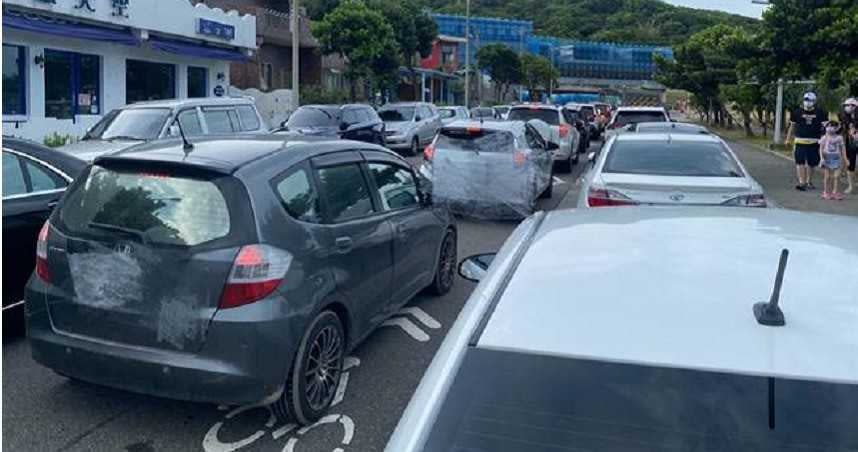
<box><xmin>846</xmin><ymin>105</ymin><xmax>856</xmax><ymax>114</ymax></box>
<box><xmin>803</xmin><ymin>100</ymin><xmax>815</xmax><ymax>110</ymax></box>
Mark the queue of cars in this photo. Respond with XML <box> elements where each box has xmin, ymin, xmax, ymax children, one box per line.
<box><xmin>4</xmin><ymin>92</ymin><xmax>803</xmax><ymax>436</ymax></box>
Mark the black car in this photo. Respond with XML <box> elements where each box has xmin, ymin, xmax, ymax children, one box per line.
<box><xmin>274</xmin><ymin>104</ymin><xmax>386</xmax><ymax>146</ymax></box>
<box><xmin>3</xmin><ymin>137</ymin><xmax>85</xmax><ymax>337</ymax></box>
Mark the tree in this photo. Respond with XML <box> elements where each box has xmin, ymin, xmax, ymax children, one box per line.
<box><xmin>520</xmin><ymin>53</ymin><xmax>558</xmax><ymax>96</ymax></box>
<box><xmin>305</xmin><ymin>0</ymin><xmax>341</xmax><ymax>21</ymax></box>
<box><xmin>312</xmin><ymin>0</ymin><xmax>398</xmax><ymax>100</ymax></box>
<box><xmin>477</xmin><ymin>44</ymin><xmax>521</xmax><ymax>101</ymax></box>
<box><xmin>763</xmin><ymin>0</ymin><xmax>858</xmax><ymax>95</ymax></box>
<box><xmin>370</xmin><ymin>0</ymin><xmax>438</xmax><ymax>99</ymax></box>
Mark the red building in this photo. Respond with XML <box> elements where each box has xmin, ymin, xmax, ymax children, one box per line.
<box><xmin>420</xmin><ymin>35</ymin><xmax>466</xmax><ymax>73</ymax></box>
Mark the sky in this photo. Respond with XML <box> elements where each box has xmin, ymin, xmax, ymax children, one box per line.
<box><xmin>663</xmin><ymin>0</ymin><xmax>767</xmax><ymax>19</ymax></box>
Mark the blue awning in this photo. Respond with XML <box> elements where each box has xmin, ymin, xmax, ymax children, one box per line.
<box><xmin>149</xmin><ymin>36</ymin><xmax>248</xmax><ymax>62</ymax></box>
<box><xmin>3</xmin><ymin>11</ymin><xmax>138</xmax><ymax>46</ymax></box>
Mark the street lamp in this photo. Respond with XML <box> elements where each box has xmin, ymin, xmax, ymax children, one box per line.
<box><xmin>292</xmin><ymin>0</ymin><xmax>300</xmax><ymax>108</ymax></box>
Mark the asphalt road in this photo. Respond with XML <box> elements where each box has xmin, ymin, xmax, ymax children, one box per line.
<box><xmin>3</xmin><ymin>136</ymin><xmax>854</xmax><ymax>452</ymax></box>
<box><xmin>1</xmin><ymin>144</ymin><xmax>592</xmax><ymax>452</ymax></box>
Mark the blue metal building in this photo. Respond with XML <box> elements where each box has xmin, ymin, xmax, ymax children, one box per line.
<box><xmin>432</xmin><ymin>13</ymin><xmax>532</xmax><ymax>65</ymax></box>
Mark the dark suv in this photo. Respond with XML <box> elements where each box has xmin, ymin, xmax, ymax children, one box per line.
<box><xmin>274</xmin><ymin>104</ymin><xmax>386</xmax><ymax>146</ymax></box>
<box><xmin>25</xmin><ymin>135</ymin><xmax>456</xmax><ymax>425</ymax></box>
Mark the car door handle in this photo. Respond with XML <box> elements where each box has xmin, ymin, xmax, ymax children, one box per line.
<box><xmin>335</xmin><ymin>237</ymin><xmax>353</xmax><ymax>252</ymax></box>
<box><xmin>47</xmin><ymin>200</ymin><xmax>59</xmax><ymax>209</ymax></box>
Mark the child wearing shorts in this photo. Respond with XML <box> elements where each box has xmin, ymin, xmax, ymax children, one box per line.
<box><xmin>818</xmin><ymin>121</ymin><xmax>848</xmax><ymax>200</ymax></box>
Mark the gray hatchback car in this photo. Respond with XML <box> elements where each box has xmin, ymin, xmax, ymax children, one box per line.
<box><xmin>25</xmin><ymin>135</ymin><xmax>457</xmax><ymax>425</ymax></box>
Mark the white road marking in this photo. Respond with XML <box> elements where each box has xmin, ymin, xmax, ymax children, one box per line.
<box><xmin>398</xmin><ymin>307</ymin><xmax>441</xmax><ymax>329</ymax></box>
<box><xmin>203</xmin><ymin>422</ymin><xmax>266</xmax><ymax>452</ymax></box>
<box><xmin>381</xmin><ymin>317</ymin><xmax>429</xmax><ymax>342</ymax></box>
<box><xmin>331</xmin><ymin>372</ymin><xmax>350</xmax><ymax>407</ymax></box>
<box><xmin>339</xmin><ymin>415</ymin><xmax>355</xmax><ymax>444</ymax></box>
<box><xmin>272</xmin><ymin>423</ymin><xmax>297</xmax><ymax>440</ymax></box>
<box><xmin>283</xmin><ymin>414</ymin><xmax>346</xmax><ymax>452</ymax></box>
<box><xmin>343</xmin><ymin>356</ymin><xmax>360</xmax><ymax>371</ymax></box>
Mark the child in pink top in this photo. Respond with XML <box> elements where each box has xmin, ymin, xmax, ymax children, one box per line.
<box><xmin>818</xmin><ymin>121</ymin><xmax>848</xmax><ymax>200</ymax></box>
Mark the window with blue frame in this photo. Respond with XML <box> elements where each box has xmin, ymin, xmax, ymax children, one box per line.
<box><xmin>126</xmin><ymin>59</ymin><xmax>176</xmax><ymax>104</ymax></box>
<box><xmin>187</xmin><ymin>66</ymin><xmax>208</xmax><ymax>98</ymax></box>
<box><xmin>44</xmin><ymin>49</ymin><xmax>100</xmax><ymax>119</ymax></box>
<box><xmin>3</xmin><ymin>44</ymin><xmax>27</xmax><ymax>117</ymax></box>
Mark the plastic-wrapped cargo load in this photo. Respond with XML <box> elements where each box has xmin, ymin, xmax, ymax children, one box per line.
<box><xmin>420</xmin><ymin>120</ymin><xmax>554</xmax><ymax>220</ymax></box>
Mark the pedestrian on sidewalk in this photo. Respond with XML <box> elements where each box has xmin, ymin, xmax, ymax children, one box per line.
<box><xmin>786</xmin><ymin>92</ymin><xmax>827</xmax><ymax>191</ymax></box>
<box><xmin>839</xmin><ymin>97</ymin><xmax>858</xmax><ymax>194</ymax></box>
<box><xmin>818</xmin><ymin>121</ymin><xmax>847</xmax><ymax>200</ymax></box>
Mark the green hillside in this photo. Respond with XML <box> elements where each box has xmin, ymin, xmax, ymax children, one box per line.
<box><xmin>420</xmin><ymin>0</ymin><xmax>758</xmax><ymax>45</ymax></box>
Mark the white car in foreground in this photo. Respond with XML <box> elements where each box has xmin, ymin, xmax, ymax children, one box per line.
<box><xmin>578</xmin><ymin>132</ymin><xmax>767</xmax><ymax>208</ymax></box>
<box><xmin>386</xmin><ymin>207</ymin><xmax>858</xmax><ymax>452</ymax></box>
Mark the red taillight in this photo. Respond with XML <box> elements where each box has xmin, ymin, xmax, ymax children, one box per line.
<box><xmin>466</xmin><ymin>126</ymin><xmax>482</xmax><ymax>134</ymax></box>
<box><xmin>558</xmin><ymin>124</ymin><xmax>570</xmax><ymax>138</ymax></box>
<box><xmin>36</xmin><ymin>221</ymin><xmax>51</xmax><ymax>283</ymax></box>
<box><xmin>423</xmin><ymin>144</ymin><xmax>435</xmax><ymax>161</ymax></box>
<box><xmin>587</xmin><ymin>188</ymin><xmax>638</xmax><ymax>207</ymax></box>
<box><xmin>219</xmin><ymin>245</ymin><xmax>292</xmax><ymax>309</ymax></box>
<box><xmin>513</xmin><ymin>150</ymin><xmax>527</xmax><ymax>165</ymax></box>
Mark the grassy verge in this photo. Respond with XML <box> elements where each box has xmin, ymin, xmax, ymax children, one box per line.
<box><xmin>706</xmin><ymin>126</ymin><xmax>793</xmax><ymax>160</ymax></box>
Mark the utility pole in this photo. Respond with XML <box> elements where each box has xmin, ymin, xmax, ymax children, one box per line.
<box><xmin>476</xmin><ymin>29</ymin><xmax>481</xmax><ymax>106</ymax></box>
<box><xmin>774</xmin><ymin>78</ymin><xmax>784</xmax><ymax>145</ymax></box>
<box><xmin>291</xmin><ymin>0</ymin><xmax>300</xmax><ymax>108</ymax></box>
<box><xmin>464</xmin><ymin>0</ymin><xmax>470</xmax><ymax>109</ymax></box>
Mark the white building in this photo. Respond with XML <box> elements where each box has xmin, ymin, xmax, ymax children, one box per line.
<box><xmin>2</xmin><ymin>0</ymin><xmax>256</xmax><ymax>142</ymax></box>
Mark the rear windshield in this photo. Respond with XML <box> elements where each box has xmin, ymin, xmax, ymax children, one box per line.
<box><xmin>60</xmin><ymin>166</ymin><xmax>232</xmax><ymax>246</ymax></box>
<box><xmin>439</xmin><ymin>109</ymin><xmax>457</xmax><ymax>119</ymax></box>
<box><xmin>379</xmin><ymin>107</ymin><xmax>415</xmax><ymax>122</ymax></box>
<box><xmin>287</xmin><ymin>107</ymin><xmax>340</xmax><ymax>128</ymax></box>
<box><xmin>436</xmin><ymin>129</ymin><xmax>516</xmax><ymax>153</ymax></box>
<box><xmin>495</xmin><ymin>107</ymin><xmax>509</xmax><ymax>114</ymax></box>
<box><xmin>612</xmin><ymin>111</ymin><xmax>667</xmax><ymax>127</ymax></box>
<box><xmin>604</xmin><ymin>140</ymin><xmax>743</xmax><ymax>177</ymax></box>
<box><xmin>508</xmin><ymin>108</ymin><xmax>559</xmax><ymax>125</ymax></box>
<box><xmin>470</xmin><ymin>108</ymin><xmax>494</xmax><ymax>118</ymax></box>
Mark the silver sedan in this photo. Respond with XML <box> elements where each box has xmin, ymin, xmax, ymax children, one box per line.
<box><xmin>578</xmin><ymin>133</ymin><xmax>767</xmax><ymax>208</ymax></box>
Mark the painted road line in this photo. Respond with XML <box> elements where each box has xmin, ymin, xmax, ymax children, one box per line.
<box><xmin>381</xmin><ymin>317</ymin><xmax>430</xmax><ymax>342</ymax></box>
<box><xmin>399</xmin><ymin>307</ymin><xmax>441</xmax><ymax>329</ymax></box>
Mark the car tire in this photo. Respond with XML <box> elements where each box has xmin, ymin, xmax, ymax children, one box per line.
<box><xmin>428</xmin><ymin>229</ymin><xmax>457</xmax><ymax>295</ymax></box>
<box><xmin>409</xmin><ymin>137</ymin><xmax>420</xmax><ymax>156</ymax></box>
<box><xmin>557</xmin><ymin>157</ymin><xmax>573</xmax><ymax>173</ymax></box>
<box><xmin>540</xmin><ymin>173</ymin><xmax>554</xmax><ymax>199</ymax></box>
<box><xmin>272</xmin><ymin>311</ymin><xmax>345</xmax><ymax>426</ymax></box>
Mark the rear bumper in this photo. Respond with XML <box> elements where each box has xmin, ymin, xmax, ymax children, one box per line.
<box><xmin>25</xmin><ymin>281</ymin><xmax>294</xmax><ymax>405</ymax></box>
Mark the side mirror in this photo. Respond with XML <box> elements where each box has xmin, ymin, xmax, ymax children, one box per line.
<box><xmin>280</xmin><ymin>119</ymin><xmax>288</xmax><ymax>128</ymax></box>
<box><xmin>169</xmin><ymin>124</ymin><xmax>181</xmax><ymax>137</ymax></box>
<box><xmin>339</xmin><ymin>122</ymin><xmax>349</xmax><ymax>131</ymax></box>
<box><xmin>587</xmin><ymin>151</ymin><xmax>596</xmax><ymax>165</ymax></box>
<box><xmin>458</xmin><ymin>253</ymin><xmax>496</xmax><ymax>282</ymax></box>
<box><xmin>546</xmin><ymin>141</ymin><xmax>560</xmax><ymax>151</ymax></box>
<box><xmin>414</xmin><ymin>115</ymin><xmax>422</xmax><ymax>122</ymax></box>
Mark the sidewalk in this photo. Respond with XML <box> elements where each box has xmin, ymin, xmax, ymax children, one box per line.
<box><xmin>719</xmin><ymin>135</ymin><xmax>858</xmax><ymax>216</ymax></box>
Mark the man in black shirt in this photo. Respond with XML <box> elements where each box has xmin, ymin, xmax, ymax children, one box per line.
<box><xmin>839</xmin><ymin>97</ymin><xmax>857</xmax><ymax>194</ymax></box>
<box><xmin>786</xmin><ymin>92</ymin><xmax>827</xmax><ymax>191</ymax></box>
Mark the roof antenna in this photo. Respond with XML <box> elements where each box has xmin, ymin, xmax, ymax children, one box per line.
<box><xmin>753</xmin><ymin>249</ymin><xmax>789</xmax><ymax>326</ymax></box>
<box><xmin>172</xmin><ymin>117</ymin><xmax>194</xmax><ymax>154</ymax></box>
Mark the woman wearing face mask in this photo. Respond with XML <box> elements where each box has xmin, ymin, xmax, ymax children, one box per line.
<box><xmin>839</xmin><ymin>98</ymin><xmax>858</xmax><ymax>194</ymax></box>
<box><xmin>818</xmin><ymin>121</ymin><xmax>847</xmax><ymax>200</ymax></box>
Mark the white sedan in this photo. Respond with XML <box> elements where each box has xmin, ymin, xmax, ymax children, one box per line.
<box><xmin>578</xmin><ymin>132</ymin><xmax>768</xmax><ymax>208</ymax></box>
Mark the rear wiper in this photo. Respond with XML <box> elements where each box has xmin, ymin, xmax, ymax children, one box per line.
<box><xmin>306</xmin><ymin>107</ymin><xmax>334</xmax><ymax>120</ymax></box>
<box><xmin>87</xmin><ymin>221</ymin><xmax>148</xmax><ymax>244</ymax></box>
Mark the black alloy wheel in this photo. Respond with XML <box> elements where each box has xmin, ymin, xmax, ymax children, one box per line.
<box><xmin>273</xmin><ymin>311</ymin><xmax>344</xmax><ymax>425</ymax></box>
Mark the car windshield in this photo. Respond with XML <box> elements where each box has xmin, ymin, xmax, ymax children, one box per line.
<box><xmin>378</xmin><ymin>107</ymin><xmax>415</xmax><ymax>122</ymax></box>
<box><xmin>470</xmin><ymin>108</ymin><xmax>494</xmax><ymax>118</ymax></box>
<box><xmin>85</xmin><ymin>108</ymin><xmax>170</xmax><ymax>140</ymax></box>
<box><xmin>604</xmin><ymin>140</ymin><xmax>744</xmax><ymax>177</ymax></box>
<box><xmin>508</xmin><ymin>108</ymin><xmax>560</xmax><ymax>125</ymax></box>
<box><xmin>287</xmin><ymin>107</ymin><xmax>340</xmax><ymax>128</ymax></box>
<box><xmin>436</xmin><ymin>128</ymin><xmax>515</xmax><ymax>153</ymax></box>
<box><xmin>612</xmin><ymin>111</ymin><xmax>667</xmax><ymax>127</ymax></box>
<box><xmin>439</xmin><ymin>109</ymin><xmax>457</xmax><ymax>119</ymax></box>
